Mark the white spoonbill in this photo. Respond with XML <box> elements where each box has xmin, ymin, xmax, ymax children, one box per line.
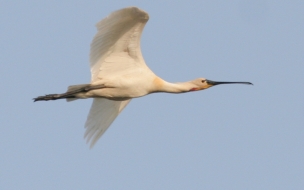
<box><xmin>34</xmin><ymin>7</ymin><xmax>252</xmax><ymax>147</ymax></box>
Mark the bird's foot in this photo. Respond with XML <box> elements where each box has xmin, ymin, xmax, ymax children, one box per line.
<box><xmin>33</xmin><ymin>94</ymin><xmax>61</xmax><ymax>102</ymax></box>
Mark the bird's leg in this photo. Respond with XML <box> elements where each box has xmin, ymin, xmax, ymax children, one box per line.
<box><xmin>33</xmin><ymin>84</ymin><xmax>106</xmax><ymax>102</ymax></box>
<box><xmin>33</xmin><ymin>94</ymin><xmax>69</xmax><ymax>102</ymax></box>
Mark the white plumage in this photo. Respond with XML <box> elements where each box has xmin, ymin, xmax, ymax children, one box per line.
<box><xmin>84</xmin><ymin>98</ymin><xmax>130</xmax><ymax>147</ymax></box>
<box><xmin>85</xmin><ymin>7</ymin><xmax>150</xmax><ymax>147</ymax></box>
<box><xmin>34</xmin><ymin>7</ymin><xmax>252</xmax><ymax>148</ymax></box>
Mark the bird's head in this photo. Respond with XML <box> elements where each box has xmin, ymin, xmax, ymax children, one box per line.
<box><xmin>189</xmin><ymin>78</ymin><xmax>253</xmax><ymax>91</ymax></box>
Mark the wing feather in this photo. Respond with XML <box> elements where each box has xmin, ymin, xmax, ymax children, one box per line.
<box><xmin>84</xmin><ymin>98</ymin><xmax>131</xmax><ymax>148</ymax></box>
<box><xmin>90</xmin><ymin>7</ymin><xmax>149</xmax><ymax>82</ymax></box>
<box><xmin>84</xmin><ymin>7</ymin><xmax>149</xmax><ymax>147</ymax></box>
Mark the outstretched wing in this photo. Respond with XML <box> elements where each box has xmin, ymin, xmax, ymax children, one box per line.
<box><xmin>84</xmin><ymin>98</ymin><xmax>131</xmax><ymax>148</ymax></box>
<box><xmin>83</xmin><ymin>7</ymin><xmax>149</xmax><ymax>147</ymax></box>
<box><xmin>90</xmin><ymin>7</ymin><xmax>150</xmax><ymax>82</ymax></box>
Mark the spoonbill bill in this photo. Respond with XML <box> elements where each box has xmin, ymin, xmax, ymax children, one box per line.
<box><xmin>34</xmin><ymin>7</ymin><xmax>252</xmax><ymax>147</ymax></box>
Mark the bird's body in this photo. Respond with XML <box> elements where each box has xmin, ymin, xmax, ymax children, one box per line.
<box><xmin>34</xmin><ymin>7</ymin><xmax>252</xmax><ymax>147</ymax></box>
<box><xmin>75</xmin><ymin>70</ymin><xmax>157</xmax><ymax>100</ymax></box>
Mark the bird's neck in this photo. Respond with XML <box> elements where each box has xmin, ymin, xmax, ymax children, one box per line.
<box><xmin>153</xmin><ymin>78</ymin><xmax>194</xmax><ymax>93</ymax></box>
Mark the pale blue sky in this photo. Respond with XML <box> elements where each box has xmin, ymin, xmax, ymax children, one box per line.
<box><xmin>1</xmin><ymin>1</ymin><xmax>303</xmax><ymax>189</ymax></box>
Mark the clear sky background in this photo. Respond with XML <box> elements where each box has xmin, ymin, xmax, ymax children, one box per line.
<box><xmin>1</xmin><ymin>1</ymin><xmax>303</xmax><ymax>189</ymax></box>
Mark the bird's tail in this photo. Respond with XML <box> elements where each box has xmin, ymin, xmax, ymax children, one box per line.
<box><xmin>66</xmin><ymin>84</ymin><xmax>90</xmax><ymax>102</ymax></box>
<box><xmin>33</xmin><ymin>84</ymin><xmax>90</xmax><ymax>102</ymax></box>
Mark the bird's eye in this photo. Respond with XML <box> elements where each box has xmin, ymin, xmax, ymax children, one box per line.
<box><xmin>201</xmin><ymin>80</ymin><xmax>206</xmax><ymax>83</ymax></box>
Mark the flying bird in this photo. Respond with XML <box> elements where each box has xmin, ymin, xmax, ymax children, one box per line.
<box><xmin>34</xmin><ymin>7</ymin><xmax>252</xmax><ymax>147</ymax></box>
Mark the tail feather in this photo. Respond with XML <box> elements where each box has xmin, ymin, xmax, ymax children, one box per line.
<box><xmin>66</xmin><ymin>98</ymin><xmax>78</xmax><ymax>102</ymax></box>
<box><xmin>67</xmin><ymin>84</ymin><xmax>90</xmax><ymax>92</ymax></box>
<box><xmin>66</xmin><ymin>84</ymin><xmax>90</xmax><ymax>102</ymax></box>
